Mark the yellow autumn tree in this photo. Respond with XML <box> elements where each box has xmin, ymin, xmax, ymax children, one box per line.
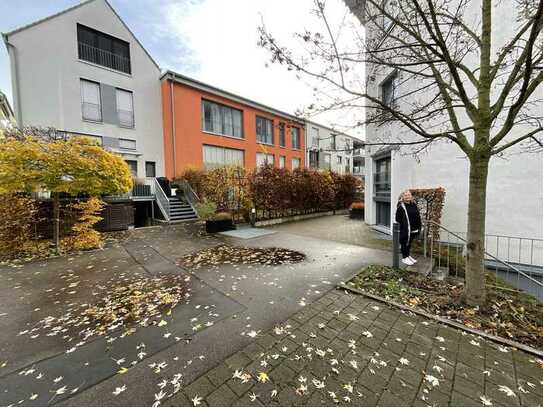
<box><xmin>0</xmin><ymin>133</ymin><xmax>133</xmax><ymax>249</ymax></box>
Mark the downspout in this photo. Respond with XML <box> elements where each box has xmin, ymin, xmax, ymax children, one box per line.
<box><xmin>169</xmin><ymin>78</ymin><xmax>177</xmax><ymax>179</ymax></box>
<box><xmin>3</xmin><ymin>34</ymin><xmax>22</xmax><ymax>125</ymax></box>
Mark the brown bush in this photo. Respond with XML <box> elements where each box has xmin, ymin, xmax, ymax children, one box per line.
<box><xmin>0</xmin><ymin>194</ymin><xmax>39</xmax><ymax>259</ymax></box>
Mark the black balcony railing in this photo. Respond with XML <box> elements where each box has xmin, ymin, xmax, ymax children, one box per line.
<box><xmin>78</xmin><ymin>42</ymin><xmax>131</xmax><ymax>74</ymax></box>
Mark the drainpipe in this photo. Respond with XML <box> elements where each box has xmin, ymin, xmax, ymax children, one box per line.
<box><xmin>169</xmin><ymin>78</ymin><xmax>177</xmax><ymax>179</ymax></box>
<box><xmin>3</xmin><ymin>34</ymin><xmax>22</xmax><ymax>126</ymax></box>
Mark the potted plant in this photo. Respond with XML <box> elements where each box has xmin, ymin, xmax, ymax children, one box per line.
<box><xmin>205</xmin><ymin>211</ymin><xmax>236</xmax><ymax>233</ymax></box>
<box><xmin>349</xmin><ymin>201</ymin><xmax>365</xmax><ymax>219</ymax></box>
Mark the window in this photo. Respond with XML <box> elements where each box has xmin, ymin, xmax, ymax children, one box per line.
<box><xmin>382</xmin><ymin>0</ymin><xmax>396</xmax><ymax>32</ymax></box>
<box><xmin>116</xmin><ymin>88</ymin><xmax>134</xmax><ymax>128</ymax></box>
<box><xmin>125</xmin><ymin>160</ymin><xmax>138</xmax><ymax>177</ymax></box>
<box><xmin>256</xmin><ymin>152</ymin><xmax>274</xmax><ymax>168</ymax></box>
<box><xmin>77</xmin><ymin>24</ymin><xmax>131</xmax><ymax>74</ymax></box>
<box><xmin>80</xmin><ymin>79</ymin><xmax>102</xmax><ymax>122</ymax></box>
<box><xmin>309</xmin><ymin>151</ymin><xmax>319</xmax><ymax>168</ymax></box>
<box><xmin>291</xmin><ymin>127</ymin><xmax>300</xmax><ymax>149</ymax></box>
<box><xmin>202</xmin><ymin>100</ymin><xmax>243</xmax><ymax>138</ymax></box>
<box><xmin>203</xmin><ymin>145</ymin><xmax>244</xmax><ymax>169</ymax></box>
<box><xmin>120</xmin><ymin>138</ymin><xmax>136</xmax><ymax>150</ymax></box>
<box><xmin>312</xmin><ymin>127</ymin><xmax>319</xmax><ymax>148</ymax></box>
<box><xmin>145</xmin><ymin>161</ymin><xmax>156</xmax><ymax>177</ymax></box>
<box><xmin>337</xmin><ymin>156</ymin><xmax>343</xmax><ymax>164</ymax></box>
<box><xmin>330</xmin><ymin>135</ymin><xmax>337</xmax><ymax>150</ymax></box>
<box><xmin>291</xmin><ymin>157</ymin><xmax>301</xmax><ymax>170</ymax></box>
<box><xmin>346</xmin><ymin>157</ymin><xmax>351</xmax><ymax>173</ymax></box>
<box><xmin>256</xmin><ymin>116</ymin><xmax>273</xmax><ymax>144</ymax></box>
<box><xmin>382</xmin><ymin>73</ymin><xmax>397</xmax><ymax>107</ymax></box>
<box><xmin>375</xmin><ymin>156</ymin><xmax>391</xmax><ymax>198</ymax></box>
<box><xmin>279</xmin><ymin>123</ymin><xmax>286</xmax><ymax>147</ymax></box>
<box><xmin>279</xmin><ymin>156</ymin><xmax>286</xmax><ymax>168</ymax></box>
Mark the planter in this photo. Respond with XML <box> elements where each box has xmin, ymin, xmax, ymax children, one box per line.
<box><xmin>205</xmin><ymin>219</ymin><xmax>236</xmax><ymax>233</ymax></box>
<box><xmin>349</xmin><ymin>208</ymin><xmax>365</xmax><ymax>219</ymax></box>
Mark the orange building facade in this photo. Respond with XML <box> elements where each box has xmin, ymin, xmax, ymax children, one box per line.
<box><xmin>161</xmin><ymin>71</ymin><xmax>305</xmax><ymax>178</ymax></box>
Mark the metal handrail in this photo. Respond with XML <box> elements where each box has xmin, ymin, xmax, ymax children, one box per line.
<box><xmin>423</xmin><ymin>220</ymin><xmax>543</xmax><ymax>294</ymax></box>
<box><xmin>179</xmin><ymin>180</ymin><xmax>200</xmax><ymax>218</ymax></box>
<box><xmin>153</xmin><ymin>178</ymin><xmax>170</xmax><ymax>222</ymax></box>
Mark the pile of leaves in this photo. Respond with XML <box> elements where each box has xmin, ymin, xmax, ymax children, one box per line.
<box><xmin>349</xmin><ymin>265</ymin><xmax>543</xmax><ymax>349</ymax></box>
<box><xmin>179</xmin><ymin>244</ymin><xmax>305</xmax><ymax>270</ymax></box>
<box><xmin>19</xmin><ymin>275</ymin><xmax>190</xmax><ymax>343</ymax></box>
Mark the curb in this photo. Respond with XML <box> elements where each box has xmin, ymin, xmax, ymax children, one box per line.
<box><xmin>337</xmin><ymin>283</ymin><xmax>543</xmax><ymax>358</ymax></box>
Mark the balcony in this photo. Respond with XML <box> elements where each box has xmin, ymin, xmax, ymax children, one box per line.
<box><xmin>78</xmin><ymin>42</ymin><xmax>131</xmax><ymax>74</ymax></box>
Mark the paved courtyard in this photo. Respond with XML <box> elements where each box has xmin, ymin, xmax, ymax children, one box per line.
<box><xmin>270</xmin><ymin>215</ymin><xmax>392</xmax><ymax>251</ymax></box>
<box><xmin>0</xmin><ymin>220</ymin><xmax>391</xmax><ymax>407</ymax></box>
<box><xmin>0</xmin><ymin>217</ymin><xmax>541</xmax><ymax>407</ymax></box>
<box><xmin>170</xmin><ymin>289</ymin><xmax>543</xmax><ymax>407</ymax></box>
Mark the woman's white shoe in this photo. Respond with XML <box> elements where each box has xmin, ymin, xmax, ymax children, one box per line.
<box><xmin>408</xmin><ymin>256</ymin><xmax>417</xmax><ymax>264</ymax></box>
<box><xmin>402</xmin><ymin>258</ymin><xmax>414</xmax><ymax>266</ymax></box>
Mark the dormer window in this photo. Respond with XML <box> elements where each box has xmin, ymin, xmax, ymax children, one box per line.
<box><xmin>77</xmin><ymin>24</ymin><xmax>131</xmax><ymax>74</ymax></box>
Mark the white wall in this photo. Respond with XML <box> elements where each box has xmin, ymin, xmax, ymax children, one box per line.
<box><xmin>361</xmin><ymin>1</ymin><xmax>543</xmax><ymax>244</ymax></box>
<box><xmin>5</xmin><ymin>0</ymin><xmax>164</xmax><ymax>178</ymax></box>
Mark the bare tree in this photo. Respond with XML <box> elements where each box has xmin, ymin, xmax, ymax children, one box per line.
<box><xmin>258</xmin><ymin>0</ymin><xmax>543</xmax><ymax>305</ymax></box>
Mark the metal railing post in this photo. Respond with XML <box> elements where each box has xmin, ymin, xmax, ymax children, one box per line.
<box><xmin>393</xmin><ymin>222</ymin><xmax>400</xmax><ymax>269</ymax></box>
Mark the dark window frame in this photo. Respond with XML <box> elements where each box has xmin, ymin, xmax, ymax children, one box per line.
<box><xmin>291</xmin><ymin>126</ymin><xmax>301</xmax><ymax>149</ymax></box>
<box><xmin>77</xmin><ymin>24</ymin><xmax>132</xmax><ymax>74</ymax></box>
<box><xmin>256</xmin><ymin>116</ymin><xmax>274</xmax><ymax>145</ymax></box>
<box><xmin>201</xmin><ymin>99</ymin><xmax>244</xmax><ymax>139</ymax></box>
<box><xmin>279</xmin><ymin>122</ymin><xmax>286</xmax><ymax>147</ymax></box>
<box><xmin>145</xmin><ymin>161</ymin><xmax>156</xmax><ymax>178</ymax></box>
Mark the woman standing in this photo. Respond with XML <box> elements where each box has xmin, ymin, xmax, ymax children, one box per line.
<box><xmin>395</xmin><ymin>190</ymin><xmax>422</xmax><ymax>266</ymax></box>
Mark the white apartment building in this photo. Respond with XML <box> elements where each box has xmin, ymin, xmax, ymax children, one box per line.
<box><xmin>345</xmin><ymin>0</ymin><xmax>543</xmax><ymax>260</ymax></box>
<box><xmin>305</xmin><ymin>121</ymin><xmax>364</xmax><ymax>178</ymax></box>
<box><xmin>3</xmin><ymin>0</ymin><xmax>164</xmax><ymax>179</ymax></box>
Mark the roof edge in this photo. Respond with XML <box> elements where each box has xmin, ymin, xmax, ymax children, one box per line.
<box><xmin>3</xmin><ymin>0</ymin><xmax>160</xmax><ymax>71</ymax></box>
<box><xmin>3</xmin><ymin>0</ymin><xmax>96</xmax><ymax>37</ymax></box>
<box><xmin>161</xmin><ymin>70</ymin><xmax>305</xmax><ymax>124</ymax></box>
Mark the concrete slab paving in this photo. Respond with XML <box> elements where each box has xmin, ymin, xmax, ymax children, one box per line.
<box><xmin>0</xmin><ymin>221</ymin><xmax>393</xmax><ymax>407</ymax></box>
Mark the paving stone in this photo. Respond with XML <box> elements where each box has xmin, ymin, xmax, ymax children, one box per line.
<box><xmin>207</xmin><ymin>363</ymin><xmax>234</xmax><ymax>387</ymax></box>
<box><xmin>225</xmin><ymin>351</ymin><xmax>252</xmax><ymax>369</ymax></box>
<box><xmin>450</xmin><ymin>391</ymin><xmax>486</xmax><ymax>407</ymax></box>
<box><xmin>206</xmin><ymin>384</ymin><xmax>238</xmax><ymax>407</ymax></box>
<box><xmin>173</xmin><ymin>290</ymin><xmax>541</xmax><ymax>407</ymax></box>
<box><xmin>184</xmin><ymin>376</ymin><xmax>216</xmax><ymax>399</ymax></box>
<box><xmin>226</xmin><ymin>376</ymin><xmax>256</xmax><ymax>397</ymax></box>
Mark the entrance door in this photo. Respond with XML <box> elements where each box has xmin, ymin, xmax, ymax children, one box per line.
<box><xmin>374</xmin><ymin>156</ymin><xmax>391</xmax><ymax>227</ymax></box>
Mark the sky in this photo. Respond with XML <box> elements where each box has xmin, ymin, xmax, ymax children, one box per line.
<box><xmin>0</xmin><ymin>0</ymin><xmax>364</xmax><ymax>138</ymax></box>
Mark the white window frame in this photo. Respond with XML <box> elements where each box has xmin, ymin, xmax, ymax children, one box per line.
<box><xmin>116</xmin><ymin>88</ymin><xmax>135</xmax><ymax>128</ymax></box>
<box><xmin>80</xmin><ymin>79</ymin><xmax>102</xmax><ymax>122</ymax></box>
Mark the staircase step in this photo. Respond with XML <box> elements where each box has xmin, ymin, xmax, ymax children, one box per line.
<box><xmin>170</xmin><ymin>215</ymin><xmax>198</xmax><ymax>221</ymax></box>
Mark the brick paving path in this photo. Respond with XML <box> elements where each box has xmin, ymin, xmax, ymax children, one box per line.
<box><xmin>171</xmin><ymin>289</ymin><xmax>543</xmax><ymax>407</ymax></box>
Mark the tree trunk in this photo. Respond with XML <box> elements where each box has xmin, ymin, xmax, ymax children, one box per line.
<box><xmin>52</xmin><ymin>192</ymin><xmax>60</xmax><ymax>252</ymax></box>
<box><xmin>464</xmin><ymin>155</ymin><xmax>490</xmax><ymax>306</ymax></box>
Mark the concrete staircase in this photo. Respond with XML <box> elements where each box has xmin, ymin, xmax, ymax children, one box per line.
<box><xmin>169</xmin><ymin>197</ymin><xmax>198</xmax><ymax>223</ymax></box>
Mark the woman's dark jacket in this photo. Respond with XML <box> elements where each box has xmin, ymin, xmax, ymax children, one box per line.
<box><xmin>395</xmin><ymin>202</ymin><xmax>422</xmax><ymax>245</ymax></box>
